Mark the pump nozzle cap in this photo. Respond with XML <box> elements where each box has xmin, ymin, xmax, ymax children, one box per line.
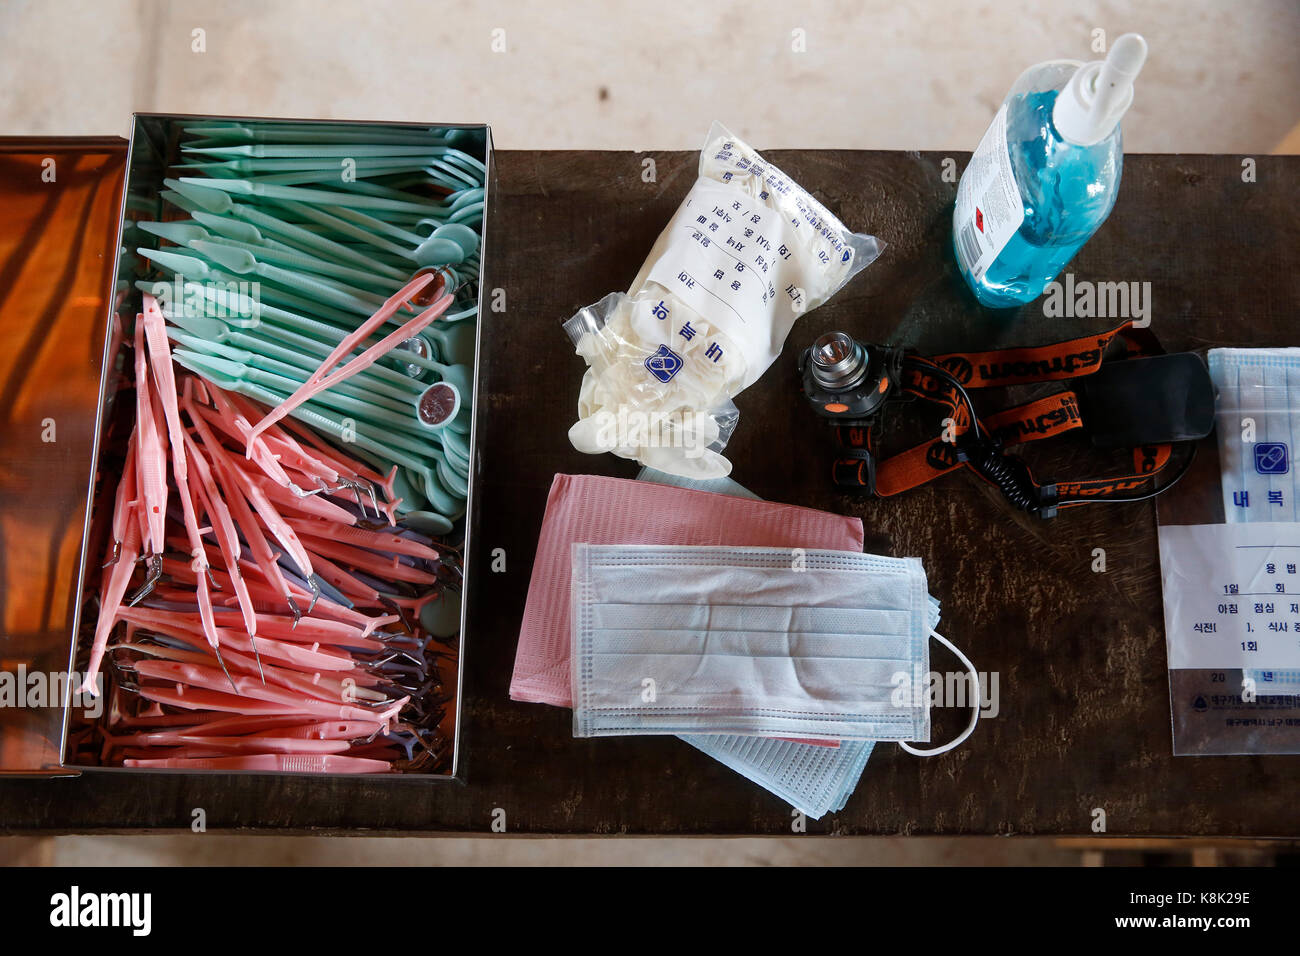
<box><xmin>1102</xmin><ymin>33</ymin><xmax>1148</xmax><ymax>79</ymax></box>
<box><xmin>1053</xmin><ymin>33</ymin><xmax>1148</xmax><ymax>146</ymax></box>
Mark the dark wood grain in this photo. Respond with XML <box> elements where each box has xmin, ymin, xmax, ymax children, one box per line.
<box><xmin>1</xmin><ymin>149</ymin><xmax>1297</xmax><ymax>835</ymax></box>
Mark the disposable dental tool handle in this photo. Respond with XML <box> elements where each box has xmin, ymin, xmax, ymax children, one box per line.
<box><xmin>178</xmin><ymin>176</ymin><xmax>441</xmax><ymax>215</ymax></box>
<box><xmin>246</xmin><ymin>275</ymin><xmax>444</xmax><ymax>444</ymax></box>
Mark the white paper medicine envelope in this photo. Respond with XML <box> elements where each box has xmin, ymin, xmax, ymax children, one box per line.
<box><xmin>571</xmin><ymin>544</ymin><xmax>932</xmax><ymax>742</ymax></box>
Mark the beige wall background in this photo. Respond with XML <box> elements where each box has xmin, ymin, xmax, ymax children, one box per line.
<box><xmin>1</xmin><ymin>0</ymin><xmax>1297</xmax><ymax>152</ymax></box>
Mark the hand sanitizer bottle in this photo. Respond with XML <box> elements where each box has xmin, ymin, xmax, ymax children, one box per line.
<box><xmin>953</xmin><ymin>33</ymin><xmax>1148</xmax><ymax>309</ymax></box>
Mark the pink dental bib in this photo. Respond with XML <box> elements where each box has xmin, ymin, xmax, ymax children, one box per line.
<box><xmin>510</xmin><ymin>473</ymin><xmax>865</xmax><ymax>707</ymax></box>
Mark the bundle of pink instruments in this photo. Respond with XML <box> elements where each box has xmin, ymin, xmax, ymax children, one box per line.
<box><xmin>72</xmin><ymin>277</ymin><xmax>459</xmax><ymax>774</ymax></box>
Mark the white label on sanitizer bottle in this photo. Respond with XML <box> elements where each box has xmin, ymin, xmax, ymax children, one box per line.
<box><xmin>954</xmin><ymin>104</ymin><xmax>1025</xmax><ymax>280</ymax></box>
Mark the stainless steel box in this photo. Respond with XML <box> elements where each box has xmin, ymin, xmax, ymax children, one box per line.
<box><xmin>0</xmin><ymin>114</ymin><xmax>491</xmax><ymax>780</ymax></box>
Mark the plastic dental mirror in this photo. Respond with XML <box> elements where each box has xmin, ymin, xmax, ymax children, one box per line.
<box><xmin>419</xmin><ymin>589</ymin><xmax>461</xmax><ymax>638</ymax></box>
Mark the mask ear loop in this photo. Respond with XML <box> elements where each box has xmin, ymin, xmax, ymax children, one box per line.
<box><xmin>898</xmin><ymin>629</ymin><xmax>981</xmax><ymax>757</ymax></box>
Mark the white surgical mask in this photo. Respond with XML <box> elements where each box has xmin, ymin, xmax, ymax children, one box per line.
<box><xmin>571</xmin><ymin>544</ymin><xmax>979</xmax><ymax>748</ymax></box>
<box><xmin>1205</xmin><ymin>349</ymin><xmax>1300</xmax><ymax>718</ymax></box>
<box><xmin>629</xmin><ymin>470</ymin><xmax>881</xmax><ymax>817</ymax></box>
<box><xmin>1209</xmin><ymin>348</ymin><xmax>1300</xmax><ymax>522</ymax></box>
<box><xmin>679</xmin><ymin>595</ymin><xmax>948</xmax><ymax>817</ymax></box>
<box><xmin>1250</xmin><ymin>670</ymin><xmax>1300</xmax><ymax>693</ymax></box>
<box><xmin>684</xmin><ymin>735</ymin><xmax>875</xmax><ymax>819</ymax></box>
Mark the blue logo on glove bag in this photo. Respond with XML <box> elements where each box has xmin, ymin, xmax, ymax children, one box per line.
<box><xmin>644</xmin><ymin>344</ymin><xmax>684</xmax><ymax>383</ymax></box>
<box><xmin>1255</xmin><ymin>442</ymin><xmax>1289</xmax><ymax>475</ymax></box>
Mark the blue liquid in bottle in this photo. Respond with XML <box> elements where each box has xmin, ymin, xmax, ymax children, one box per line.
<box><xmin>956</xmin><ymin>89</ymin><xmax>1122</xmax><ymax>308</ymax></box>
<box><xmin>954</xmin><ymin>35</ymin><xmax>1147</xmax><ymax>310</ymax></box>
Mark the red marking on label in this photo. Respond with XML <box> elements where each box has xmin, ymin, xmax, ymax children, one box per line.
<box><xmin>975</xmin><ymin>208</ymin><xmax>984</xmax><ymax>233</ymax></box>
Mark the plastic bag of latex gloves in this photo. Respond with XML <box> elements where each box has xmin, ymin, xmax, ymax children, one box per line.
<box><xmin>564</xmin><ymin>122</ymin><xmax>882</xmax><ymax>479</ymax></box>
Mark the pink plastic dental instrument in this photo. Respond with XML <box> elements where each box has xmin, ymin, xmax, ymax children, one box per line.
<box><xmin>202</xmin><ymin>612</ymin><xmax>383</xmax><ymax>651</ymax></box>
<box><xmin>230</xmin><ymin>572</ymin><xmax>397</xmax><ymax>636</ymax></box>
<box><xmin>245</xmin><ymin>273</ymin><xmax>447</xmax><ymax>445</ymax></box>
<box><xmin>192</xmin><ymin>383</ymin><xmax>300</xmax><ymax>493</ymax></box>
<box><xmin>141</xmin><ymin>296</ymin><xmax>191</xmax><ymax>489</ymax></box>
<box><xmin>185</xmin><ymin>391</ymin><xmax>307</xmax><ymax>617</ymax></box>
<box><xmin>222</xmin><ymin>390</ymin><xmax>386</xmax><ymax>517</ymax></box>
<box><xmin>142</xmin><ymin>604</ymin><xmax>382</xmax><ymax>652</ymax></box>
<box><xmin>226</xmin><ymin>456</ymin><xmax>359</xmax><ymax>525</ymax></box>
<box><xmin>293</xmin><ymin>516</ymin><xmax>440</xmax><ymax>561</ymax></box>
<box><xmin>133</xmin><ymin>666</ymin><xmax>406</xmax><ymax>724</ymax></box>
<box><xmin>183</xmin><ymin>429</ymin><xmax>259</xmax><ymax>640</ymax></box>
<box><xmin>145</xmin><ymin>378</ymin><xmax>228</xmax><ymax>683</ymax></box>
<box><xmin>133</xmin><ymin>684</ymin><xmax>304</xmax><ymax>716</ymax></box>
<box><xmin>216</xmin><ymin>449</ymin><xmax>320</xmax><ymax>593</ymax></box>
<box><xmin>106</xmin><ymin>731</ymin><xmax>354</xmax><ymax>756</ymax></box>
<box><xmin>122</xmin><ymin>754</ymin><xmax>393</xmax><ymax>773</ymax></box>
<box><xmin>131</xmin><ymin>318</ymin><xmax>169</xmax><ymax>589</ymax></box>
<box><xmin>106</xmin><ymin>687</ymin><xmax>230</xmax><ymax>729</ymax></box>
<box><xmin>276</xmin><ymin>412</ymin><xmax>399</xmax><ymax>509</ymax></box>
<box><xmin>140</xmin><ymin>328</ymin><xmax>213</xmax><ymax>610</ymax></box>
<box><xmin>118</xmin><ymin>640</ymin><xmax>385</xmax><ymax>705</ymax></box>
<box><xmin>292</xmin><ymin>532</ymin><xmax>438</xmax><ymax>586</ymax></box>
<box><xmin>116</xmin><ymin>606</ymin><xmax>356</xmax><ymax>673</ymax></box>
<box><xmin>277</xmin><ymin>411</ymin><xmax>397</xmax><ymax>490</ymax></box>
<box><xmin>298</xmin><ymin>550</ymin><xmax>383</xmax><ymax>604</ymax></box>
<box><xmin>134</xmin><ymin>714</ymin><xmax>381</xmax><ymax>739</ymax></box>
<box><xmin>103</xmin><ymin>434</ymin><xmax>138</xmax><ymax>569</ymax></box>
<box><xmin>80</xmin><ymin>491</ymin><xmax>143</xmax><ymax>695</ymax></box>
<box><xmin>245</xmin><ymin>719</ymin><xmax>384</xmax><ymax>740</ymax></box>
<box><xmin>118</xmin><ymin>747</ymin><xmax>232</xmax><ymax>760</ymax></box>
<box><xmin>249</xmin><ymin>430</ymin><xmax>345</xmax><ymax>495</ymax></box>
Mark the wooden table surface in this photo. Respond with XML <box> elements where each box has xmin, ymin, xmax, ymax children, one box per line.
<box><xmin>2</xmin><ymin>148</ymin><xmax>1297</xmax><ymax>835</ymax></box>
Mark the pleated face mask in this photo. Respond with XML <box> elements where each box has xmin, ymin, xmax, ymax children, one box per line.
<box><xmin>510</xmin><ymin>474</ymin><xmax>865</xmax><ymax>707</ymax></box>
<box><xmin>572</xmin><ymin>544</ymin><xmax>978</xmax><ymax>745</ymax></box>
<box><xmin>1209</xmin><ymin>348</ymin><xmax>1300</xmax><ymax>522</ymax></box>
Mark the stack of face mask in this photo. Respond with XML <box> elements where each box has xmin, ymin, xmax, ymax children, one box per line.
<box><xmin>1208</xmin><ymin>348</ymin><xmax>1300</xmax><ymax>695</ymax></box>
<box><xmin>572</xmin><ymin>544</ymin><xmax>937</xmax><ymax>742</ymax></box>
<box><xmin>1209</xmin><ymin>348</ymin><xmax>1300</xmax><ymax>523</ymax></box>
<box><xmin>510</xmin><ymin>473</ymin><xmax>980</xmax><ymax>818</ymax></box>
